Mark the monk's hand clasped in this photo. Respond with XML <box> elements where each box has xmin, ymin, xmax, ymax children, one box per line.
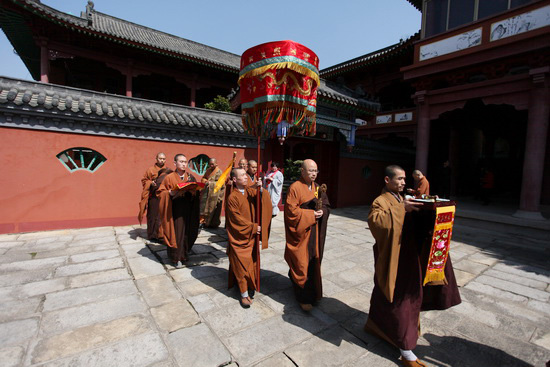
<box><xmin>314</xmin><ymin>210</ymin><xmax>323</xmax><ymax>219</ymax></box>
<box><xmin>256</xmin><ymin>225</ymin><xmax>261</xmax><ymax>234</ymax></box>
<box><xmin>404</xmin><ymin>198</ymin><xmax>422</xmax><ymax>212</ymax></box>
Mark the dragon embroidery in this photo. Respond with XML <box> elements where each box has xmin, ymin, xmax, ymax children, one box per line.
<box><xmin>258</xmin><ymin>71</ymin><xmax>314</xmax><ymax>96</ymax></box>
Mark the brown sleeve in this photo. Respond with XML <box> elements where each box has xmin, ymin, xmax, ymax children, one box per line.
<box><xmin>368</xmin><ymin>195</ymin><xmax>405</xmax><ymax>303</ymax></box>
<box><xmin>141</xmin><ymin>168</ymin><xmax>152</xmax><ymax>188</ymax></box>
<box><xmin>285</xmin><ymin>183</ymin><xmax>316</xmax><ymax>243</ymax></box>
<box><xmin>157</xmin><ymin>174</ymin><xmax>177</xmax><ymax>248</ymax></box>
<box><xmin>226</xmin><ymin>193</ymin><xmax>257</xmax><ymax>246</ymax></box>
<box><xmin>260</xmin><ymin>189</ymin><xmax>272</xmax><ymax>249</ymax></box>
<box><xmin>419</xmin><ymin>179</ymin><xmax>430</xmax><ymax>196</ymax></box>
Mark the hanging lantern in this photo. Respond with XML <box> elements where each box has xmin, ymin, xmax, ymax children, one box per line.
<box><xmin>238</xmin><ymin>40</ymin><xmax>320</xmax><ymax>138</ymax></box>
<box><xmin>277</xmin><ymin>120</ymin><xmax>290</xmax><ymax>145</ymax></box>
<box><xmin>346</xmin><ymin>125</ymin><xmax>357</xmax><ymax>152</ymax></box>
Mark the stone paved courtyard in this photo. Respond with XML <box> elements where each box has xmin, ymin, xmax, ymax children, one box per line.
<box><xmin>0</xmin><ymin>206</ymin><xmax>549</xmax><ymax>366</ymax></box>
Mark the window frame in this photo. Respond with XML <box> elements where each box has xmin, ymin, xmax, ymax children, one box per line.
<box><xmin>422</xmin><ymin>0</ymin><xmax>521</xmax><ymax>38</ymax></box>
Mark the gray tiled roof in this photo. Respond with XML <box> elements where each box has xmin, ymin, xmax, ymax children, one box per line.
<box><xmin>405</xmin><ymin>0</ymin><xmax>422</xmax><ymax>11</ymax></box>
<box><xmin>318</xmin><ymin>79</ymin><xmax>379</xmax><ymax>111</ymax></box>
<box><xmin>0</xmin><ymin>76</ymin><xmax>245</xmax><ymax>134</ymax></box>
<box><xmin>320</xmin><ymin>33</ymin><xmax>420</xmax><ymax>77</ymax></box>
<box><xmin>11</xmin><ymin>0</ymin><xmax>240</xmax><ymax>71</ymax></box>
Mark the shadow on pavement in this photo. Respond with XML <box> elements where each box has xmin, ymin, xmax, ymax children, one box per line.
<box><xmin>417</xmin><ymin>333</ymin><xmax>533</xmax><ymax>367</ymax></box>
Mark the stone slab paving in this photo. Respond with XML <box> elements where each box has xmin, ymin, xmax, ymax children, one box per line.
<box><xmin>0</xmin><ymin>206</ymin><xmax>549</xmax><ymax>366</ymax></box>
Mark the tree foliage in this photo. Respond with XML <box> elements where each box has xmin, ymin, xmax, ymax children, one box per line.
<box><xmin>204</xmin><ymin>95</ymin><xmax>231</xmax><ymax>112</ymax></box>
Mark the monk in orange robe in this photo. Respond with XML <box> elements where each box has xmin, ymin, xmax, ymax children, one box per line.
<box><xmin>366</xmin><ymin>165</ymin><xmax>460</xmax><ymax>367</ymax></box>
<box><xmin>139</xmin><ymin>167</ymin><xmax>172</xmax><ymax>241</ymax></box>
<box><xmin>246</xmin><ymin>159</ymin><xmax>258</xmax><ymax>186</ymax></box>
<box><xmin>407</xmin><ymin>170</ymin><xmax>430</xmax><ymax>198</ymax></box>
<box><xmin>284</xmin><ymin>159</ymin><xmax>330</xmax><ymax>311</ymax></box>
<box><xmin>157</xmin><ymin>154</ymin><xmax>201</xmax><ymax>267</ymax></box>
<box><xmin>224</xmin><ymin>158</ymin><xmax>247</xmax><ymax>226</ymax></box>
<box><xmin>140</xmin><ymin>152</ymin><xmax>166</xmax><ymax>241</ymax></box>
<box><xmin>225</xmin><ymin>168</ymin><xmax>272</xmax><ymax>308</ymax></box>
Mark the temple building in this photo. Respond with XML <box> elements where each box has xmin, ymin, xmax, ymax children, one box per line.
<box><xmin>0</xmin><ymin>0</ymin><xmax>403</xmax><ymax>234</ymax></box>
<box><xmin>323</xmin><ymin>0</ymin><xmax>550</xmax><ymax>219</ymax></box>
<box><xmin>2</xmin><ymin>0</ymin><xmax>546</xmax><ymax>234</ymax></box>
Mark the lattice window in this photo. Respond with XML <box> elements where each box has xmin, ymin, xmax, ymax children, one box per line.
<box><xmin>57</xmin><ymin>148</ymin><xmax>107</xmax><ymax>173</ymax></box>
<box><xmin>189</xmin><ymin>154</ymin><xmax>211</xmax><ymax>176</ymax></box>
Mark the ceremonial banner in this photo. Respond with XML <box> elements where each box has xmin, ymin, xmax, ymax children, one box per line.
<box><xmin>238</xmin><ymin>40</ymin><xmax>320</xmax><ymax>138</ymax></box>
<box><xmin>213</xmin><ymin>152</ymin><xmax>237</xmax><ymax>194</ymax></box>
<box><xmin>423</xmin><ymin>204</ymin><xmax>456</xmax><ymax>285</ymax></box>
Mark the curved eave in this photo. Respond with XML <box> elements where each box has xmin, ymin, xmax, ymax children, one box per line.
<box><xmin>318</xmin><ymin>95</ymin><xmax>379</xmax><ymax>115</ymax></box>
<box><xmin>406</xmin><ymin>0</ymin><xmax>422</xmax><ymax>11</ymax></box>
<box><xmin>10</xmin><ymin>0</ymin><xmax>240</xmax><ymax>74</ymax></box>
<box><xmin>320</xmin><ymin>32</ymin><xmax>420</xmax><ymax>78</ymax></box>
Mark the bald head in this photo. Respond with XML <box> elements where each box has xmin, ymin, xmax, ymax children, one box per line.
<box><xmin>238</xmin><ymin>158</ymin><xmax>248</xmax><ymax>170</ymax></box>
<box><xmin>301</xmin><ymin>159</ymin><xmax>318</xmax><ymax>184</ymax></box>
<box><xmin>208</xmin><ymin>158</ymin><xmax>218</xmax><ymax>169</ymax></box>
<box><xmin>248</xmin><ymin>160</ymin><xmax>258</xmax><ymax>175</ymax></box>
<box><xmin>231</xmin><ymin>168</ymin><xmax>248</xmax><ymax>190</ymax></box>
<box><xmin>412</xmin><ymin>169</ymin><xmax>423</xmax><ymax>181</ymax></box>
<box><xmin>155</xmin><ymin>152</ymin><xmax>166</xmax><ymax>167</ymax></box>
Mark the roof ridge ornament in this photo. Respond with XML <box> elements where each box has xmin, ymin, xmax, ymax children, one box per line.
<box><xmin>83</xmin><ymin>1</ymin><xmax>94</xmax><ymax>25</ymax></box>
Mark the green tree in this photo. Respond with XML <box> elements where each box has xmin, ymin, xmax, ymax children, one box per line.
<box><xmin>204</xmin><ymin>95</ymin><xmax>231</xmax><ymax>112</ymax></box>
<box><xmin>284</xmin><ymin>159</ymin><xmax>303</xmax><ymax>182</ymax></box>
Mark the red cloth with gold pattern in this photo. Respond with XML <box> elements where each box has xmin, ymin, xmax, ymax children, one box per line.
<box><xmin>238</xmin><ymin>40</ymin><xmax>319</xmax><ymax>138</ymax></box>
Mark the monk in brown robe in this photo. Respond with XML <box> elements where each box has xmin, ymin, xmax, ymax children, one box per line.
<box><xmin>407</xmin><ymin>169</ymin><xmax>430</xmax><ymax>198</ymax></box>
<box><xmin>246</xmin><ymin>159</ymin><xmax>258</xmax><ymax>186</ymax></box>
<box><xmin>139</xmin><ymin>167</ymin><xmax>172</xmax><ymax>242</ymax></box>
<box><xmin>140</xmin><ymin>152</ymin><xmax>166</xmax><ymax>241</ymax></box>
<box><xmin>284</xmin><ymin>159</ymin><xmax>330</xmax><ymax>312</ymax></box>
<box><xmin>226</xmin><ymin>168</ymin><xmax>272</xmax><ymax>308</ymax></box>
<box><xmin>366</xmin><ymin>165</ymin><xmax>461</xmax><ymax>367</ymax></box>
<box><xmin>157</xmin><ymin>154</ymin><xmax>201</xmax><ymax>268</ymax></box>
<box><xmin>200</xmin><ymin>158</ymin><xmax>225</xmax><ymax>228</ymax></box>
<box><xmin>224</xmin><ymin>158</ymin><xmax>248</xmax><ymax>226</ymax></box>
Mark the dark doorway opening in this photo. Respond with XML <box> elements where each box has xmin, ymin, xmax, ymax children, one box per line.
<box><xmin>429</xmin><ymin>99</ymin><xmax>527</xmax><ymax>205</ymax></box>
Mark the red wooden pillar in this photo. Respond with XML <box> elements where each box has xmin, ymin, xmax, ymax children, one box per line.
<box><xmin>515</xmin><ymin>67</ymin><xmax>549</xmax><ymax>219</ymax></box>
<box><xmin>125</xmin><ymin>60</ymin><xmax>133</xmax><ymax>97</ymax></box>
<box><xmin>40</xmin><ymin>40</ymin><xmax>49</xmax><ymax>83</ymax></box>
<box><xmin>414</xmin><ymin>91</ymin><xmax>430</xmax><ymax>174</ymax></box>
<box><xmin>190</xmin><ymin>77</ymin><xmax>197</xmax><ymax>107</ymax></box>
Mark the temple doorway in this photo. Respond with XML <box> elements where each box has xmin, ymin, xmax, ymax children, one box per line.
<box><xmin>428</xmin><ymin>99</ymin><xmax>527</xmax><ymax>205</ymax></box>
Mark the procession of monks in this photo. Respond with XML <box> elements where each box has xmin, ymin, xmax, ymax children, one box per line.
<box><xmin>139</xmin><ymin>153</ymin><xmax>459</xmax><ymax>367</ymax></box>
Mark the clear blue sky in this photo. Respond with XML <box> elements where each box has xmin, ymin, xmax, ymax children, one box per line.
<box><xmin>0</xmin><ymin>0</ymin><xmax>420</xmax><ymax>80</ymax></box>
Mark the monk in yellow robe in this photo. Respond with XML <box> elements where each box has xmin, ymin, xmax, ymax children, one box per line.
<box><xmin>366</xmin><ymin>165</ymin><xmax>460</xmax><ymax>367</ymax></box>
<box><xmin>225</xmin><ymin>168</ymin><xmax>272</xmax><ymax>308</ymax></box>
<box><xmin>157</xmin><ymin>154</ymin><xmax>201</xmax><ymax>267</ymax></box>
<box><xmin>284</xmin><ymin>159</ymin><xmax>330</xmax><ymax>311</ymax></box>
<box><xmin>139</xmin><ymin>152</ymin><xmax>166</xmax><ymax>241</ymax></box>
<box><xmin>200</xmin><ymin>158</ymin><xmax>224</xmax><ymax>228</ymax></box>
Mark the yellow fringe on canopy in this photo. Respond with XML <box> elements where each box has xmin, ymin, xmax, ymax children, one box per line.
<box><xmin>213</xmin><ymin>152</ymin><xmax>236</xmax><ymax>194</ymax></box>
<box><xmin>239</xmin><ymin>62</ymin><xmax>320</xmax><ymax>86</ymax></box>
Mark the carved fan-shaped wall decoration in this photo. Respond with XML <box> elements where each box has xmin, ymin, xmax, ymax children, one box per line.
<box><xmin>57</xmin><ymin>148</ymin><xmax>107</xmax><ymax>173</ymax></box>
<box><xmin>189</xmin><ymin>154</ymin><xmax>211</xmax><ymax>176</ymax></box>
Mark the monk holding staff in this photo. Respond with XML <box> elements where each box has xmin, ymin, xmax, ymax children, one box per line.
<box><xmin>284</xmin><ymin>159</ymin><xmax>330</xmax><ymax>311</ymax></box>
<box><xmin>225</xmin><ymin>168</ymin><xmax>272</xmax><ymax>308</ymax></box>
